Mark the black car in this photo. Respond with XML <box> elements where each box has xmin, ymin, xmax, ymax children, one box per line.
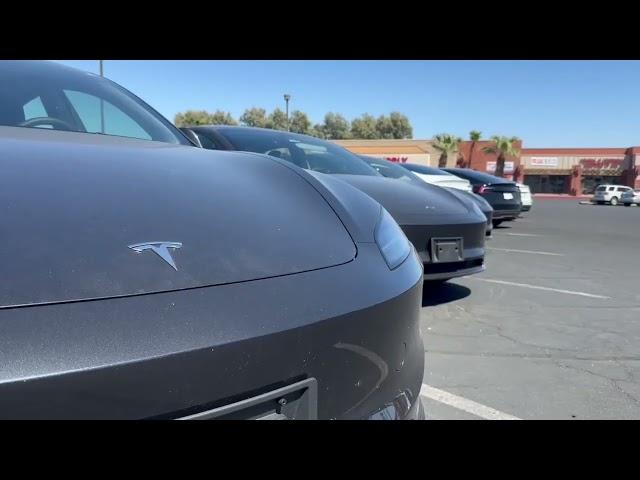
<box><xmin>442</xmin><ymin>168</ymin><xmax>522</xmax><ymax>227</ymax></box>
<box><xmin>184</xmin><ymin>125</ymin><xmax>488</xmax><ymax>282</ymax></box>
<box><xmin>0</xmin><ymin>60</ymin><xmax>426</xmax><ymax>420</ymax></box>
<box><xmin>361</xmin><ymin>156</ymin><xmax>494</xmax><ymax>237</ymax></box>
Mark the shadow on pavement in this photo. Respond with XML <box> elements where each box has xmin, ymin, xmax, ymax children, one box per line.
<box><xmin>422</xmin><ymin>281</ymin><xmax>471</xmax><ymax>307</ymax></box>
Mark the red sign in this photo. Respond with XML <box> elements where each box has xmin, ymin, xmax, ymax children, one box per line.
<box><xmin>579</xmin><ymin>158</ymin><xmax>623</xmax><ymax>170</ymax></box>
<box><xmin>385</xmin><ymin>156</ymin><xmax>408</xmax><ymax>163</ymax></box>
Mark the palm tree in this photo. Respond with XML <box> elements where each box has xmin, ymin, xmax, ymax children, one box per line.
<box><xmin>466</xmin><ymin>130</ymin><xmax>482</xmax><ymax>168</ymax></box>
<box><xmin>482</xmin><ymin>135</ymin><xmax>520</xmax><ymax>177</ymax></box>
<box><xmin>433</xmin><ymin>134</ymin><xmax>462</xmax><ymax>168</ymax></box>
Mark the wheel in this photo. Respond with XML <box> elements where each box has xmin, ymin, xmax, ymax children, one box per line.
<box><xmin>492</xmin><ymin>220</ymin><xmax>503</xmax><ymax>227</ymax></box>
<box><xmin>610</xmin><ymin>197</ymin><xmax>619</xmax><ymax>206</ymax></box>
<box><xmin>597</xmin><ymin>201</ymin><xmax>604</xmax><ymax>205</ymax></box>
<box><xmin>624</xmin><ymin>203</ymin><xmax>630</xmax><ymax>207</ymax></box>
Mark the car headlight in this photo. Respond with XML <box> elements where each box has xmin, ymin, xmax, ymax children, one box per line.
<box><xmin>374</xmin><ymin>208</ymin><xmax>411</xmax><ymax>270</ymax></box>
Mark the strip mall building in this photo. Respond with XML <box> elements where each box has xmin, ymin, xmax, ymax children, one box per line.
<box><xmin>334</xmin><ymin>139</ymin><xmax>640</xmax><ymax>195</ymax></box>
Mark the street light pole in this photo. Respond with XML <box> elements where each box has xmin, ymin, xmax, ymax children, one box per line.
<box><xmin>99</xmin><ymin>60</ymin><xmax>104</xmax><ymax>77</ymax></box>
<box><xmin>284</xmin><ymin>94</ymin><xmax>291</xmax><ymax>131</ymax></box>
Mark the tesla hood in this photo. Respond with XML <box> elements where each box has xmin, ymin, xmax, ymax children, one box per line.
<box><xmin>332</xmin><ymin>174</ymin><xmax>474</xmax><ymax>225</ymax></box>
<box><xmin>0</xmin><ymin>128</ymin><xmax>356</xmax><ymax>308</ymax></box>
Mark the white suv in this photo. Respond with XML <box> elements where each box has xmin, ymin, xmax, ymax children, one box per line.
<box><xmin>592</xmin><ymin>184</ymin><xmax>633</xmax><ymax>205</ymax></box>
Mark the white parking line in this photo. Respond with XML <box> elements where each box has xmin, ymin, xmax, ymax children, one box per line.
<box><xmin>472</xmin><ymin>278</ymin><xmax>611</xmax><ymax>299</ymax></box>
<box><xmin>487</xmin><ymin>247</ymin><xmax>563</xmax><ymax>256</ymax></box>
<box><xmin>504</xmin><ymin>233</ymin><xmax>542</xmax><ymax>237</ymax></box>
<box><xmin>420</xmin><ymin>384</ymin><xmax>521</xmax><ymax>420</ymax></box>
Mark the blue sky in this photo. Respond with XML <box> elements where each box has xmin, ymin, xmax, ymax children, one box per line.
<box><xmin>56</xmin><ymin>60</ymin><xmax>640</xmax><ymax>147</ymax></box>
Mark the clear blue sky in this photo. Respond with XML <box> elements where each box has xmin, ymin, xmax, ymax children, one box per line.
<box><xmin>56</xmin><ymin>60</ymin><xmax>640</xmax><ymax>148</ymax></box>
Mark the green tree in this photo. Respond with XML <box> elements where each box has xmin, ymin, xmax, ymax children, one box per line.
<box><xmin>375</xmin><ymin>115</ymin><xmax>394</xmax><ymax>139</ymax></box>
<box><xmin>289</xmin><ymin>110</ymin><xmax>312</xmax><ymax>135</ymax></box>
<box><xmin>266</xmin><ymin>108</ymin><xmax>289</xmax><ymax>131</ymax></box>
<box><xmin>459</xmin><ymin>130</ymin><xmax>482</xmax><ymax>168</ymax></box>
<box><xmin>389</xmin><ymin>112</ymin><xmax>413</xmax><ymax>139</ymax></box>
<box><xmin>309</xmin><ymin>124</ymin><xmax>326</xmax><ymax>139</ymax></box>
<box><xmin>209</xmin><ymin>110</ymin><xmax>238</xmax><ymax>125</ymax></box>
<box><xmin>319</xmin><ymin>112</ymin><xmax>351</xmax><ymax>139</ymax></box>
<box><xmin>433</xmin><ymin>133</ymin><xmax>462</xmax><ymax>168</ymax></box>
<box><xmin>350</xmin><ymin>114</ymin><xmax>379</xmax><ymax>139</ymax></box>
<box><xmin>482</xmin><ymin>135</ymin><xmax>520</xmax><ymax>178</ymax></box>
<box><xmin>173</xmin><ymin>110</ymin><xmax>212</xmax><ymax>127</ymax></box>
<box><xmin>239</xmin><ymin>107</ymin><xmax>268</xmax><ymax>128</ymax></box>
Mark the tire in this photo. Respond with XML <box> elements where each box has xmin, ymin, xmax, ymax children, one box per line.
<box><xmin>610</xmin><ymin>197</ymin><xmax>619</xmax><ymax>206</ymax></box>
<box><xmin>624</xmin><ymin>203</ymin><xmax>630</xmax><ymax>207</ymax></box>
<box><xmin>492</xmin><ymin>220</ymin><xmax>503</xmax><ymax>227</ymax></box>
<box><xmin>597</xmin><ymin>201</ymin><xmax>604</xmax><ymax>205</ymax></box>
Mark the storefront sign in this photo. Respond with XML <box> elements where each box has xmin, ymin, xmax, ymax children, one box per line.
<box><xmin>579</xmin><ymin>158</ymin><xmax>623</xmax><ymax>170</ymax></box>
<box><xmin>530</xmin><ymin>157</ymin><xmax>558</xmax><ymax>167</ymax></box>
<box><xmin>384</xmin><ymin>156</ymin><xmax>409</xmax><ymax>163</ymax></box>
<box><xmin>486</xmin><ymin>161</ymin><xmax>514</xmax><ymax>173</ymax></box>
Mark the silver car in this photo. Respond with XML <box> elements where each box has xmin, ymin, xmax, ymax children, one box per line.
<box><xmin>621</xmin><ymin>188</ymin><xmax>640</xmax><ymax>206</ymax></box>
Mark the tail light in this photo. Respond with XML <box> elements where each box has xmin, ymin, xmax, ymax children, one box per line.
<box><xmin>473</xmin><ymin>185</ymin><xmax>486</xmax><ymax>194</ymax></box>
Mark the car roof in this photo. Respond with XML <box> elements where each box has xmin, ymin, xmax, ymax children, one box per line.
<box><xmin>442</xmin><ymin>168</ymin><xmax>515</xmax><ymax>184</ymax></box>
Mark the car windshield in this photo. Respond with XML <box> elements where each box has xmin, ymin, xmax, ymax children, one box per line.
<box><xmin>403</xmin><ymin>163</ymin><xmax>452</xmax><ymax>176</ymax></box>
<box><xmin>359</xmin><ymin>156</ymin><xmax>416</xmax><ymax>181</ymax></box>
<box><xmin>215</xmin><ymin>128</ymin><xmax>379</xmax><ymax>176</ymax></box>
<box><xmin>595</xmin><ymin>186</ymin><xmax>607</xmax><ymax>192</ymax></box>
<box><xmin>0</xmin><ymin>61</ymin><xmax>190</xmax><ymax>145</ymax></box>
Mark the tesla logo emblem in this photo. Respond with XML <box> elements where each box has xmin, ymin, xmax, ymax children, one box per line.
<box><xmin>128</xmin><ymin>242</ymin><xmax>182</xmax><ymax>270</ymax></box>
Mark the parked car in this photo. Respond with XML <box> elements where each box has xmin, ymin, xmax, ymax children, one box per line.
<box><xmin>592</xmin><ymin>184</ymin><xmax>633</xmax><ymax>205</ymax></box>
<box><xmin>184</xmin><ymin>126</ymin><xmax>488</xmax><ymax>282</ymax></box>
<box><xmin>621</xmin><ymin>188</ymin><xmax>640</xmax><ymax>206</ymax></box>
<box><xmin>0</xmin><ymin>60</ymin><xmax>426</xmax><ymax>420</ymax></box>
<box><xmin>517</xmin><ymin>183</ymin><xmax>533</xmax><ymax>212</ymax></box>
<box><xmin>400</xmin><ymin>163</ymin><xmax>473</xmax><ymax>192</ymax></box>
<box><xmin>360</xmin><ymin>156</ymin><xmax>494</xmax><ymax>236</ymax></box>
<box><xmin>441</xmin><ymin>168</ymin><xmax>522</xmax><ymax>227</ymax></box>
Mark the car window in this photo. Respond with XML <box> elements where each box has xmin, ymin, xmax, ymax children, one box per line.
<box><xmin>217</xmin><ymin>128</ymin><xmax>379</xmax><ymax>176</ymax></box>
<box><xmin>360</xmin><ymin>157</ymin><xmax>417</xmax><ymax>181</ymax></box>
<box><xmin>608</xmin><ymin>186</ymin><xmax>615</xmax><ymax>191</ymax></box>
<box><xmin>404</xmin><ymin>163</ymin><xmax>451</xmax><ymax>176</ymax></box>
<box><xmin>64</xmin><ymin>90</ymin><xmax>151</xmax><ymax>141</ymax></box>
<box><xmin>595</xmin><ymin>186</ymin><xmax>606</xmax><ymax>192</ymax></box>
<box><xmin>618</xmin><ymin>187</ymin><xmax>630</xmax><ymax>192</ymax></box>
<box><xmin>194</xmin><ymin>131</ymin><xmax>219</xmax><ymax>150</ymax></box>
<box><xmin>23</xmin><ymin>97</ymin><xmax>49</xmax><ymax>123</ymax></box>
<box><xmin>0</xmin><ymin>61</ymin><xmax>190</xmax><ymax>145</ymax></box>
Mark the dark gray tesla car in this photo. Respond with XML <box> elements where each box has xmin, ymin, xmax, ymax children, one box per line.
<box><xmin>0</xmin><ymin>60</ymin><xmax>425</xmax><ymax>420</ymax></box>
<box><xmin>442</xmin><ymin>168</ymin><xmax>522</xmax><ymax>227</ymax></box>
<box><xmin>183</xmin><ymin>126</ymin><xmax>487</xmax><ymax>282</ymax></box>
<box><xmin>359</xmin><ymin>156</ymin><xmax>494</xmax><ymax>237</ymax></box>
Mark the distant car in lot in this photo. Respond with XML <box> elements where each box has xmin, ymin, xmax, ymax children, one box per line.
<box><xmin>517</xmin><ymin>183</ymin><xmax>533</xmax><ymax>212</ymax></box>
<box><xmin>593</xmin><ymin>184</ymin><xmax>633</xmax><ymax>205</ymax></box>
<box><xmin>442</xmin><ymin>168</ymin><xmax>522</xmax><ymax>227</ymax></box>
<box><xmin>184</xmin><ymin>126</ymin><xmax>488</xmax><ymax>282</ymax></box>
<box><xmin>360</xmin><ymin>156</ymin><xmax>493</xmax><ymax>236</ymax></box>
<box><xmin>621</xmin><ymin>188</ymin><xmax>640</xmax><ymax>206</ymax></box>
<box><xmin>400</xmin><ymin>163</ymin><xmax>473</xmax><ymax>192</ymax></box>
<box><xmin>0</xmin><ymin>60</ymin><xmax>427</xmax><ymax>420</ymax></box>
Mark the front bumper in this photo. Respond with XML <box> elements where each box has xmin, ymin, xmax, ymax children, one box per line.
<box><xmin>401</xmin><ymin>219</ymin><xmax>486</xmax><ymax>281</ymax></box>
<box><xmin>0</xmin><ymin>244</ymin><xmax>425</xmax><ymax>420</ymax></box>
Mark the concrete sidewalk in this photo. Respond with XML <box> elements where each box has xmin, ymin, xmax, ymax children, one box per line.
<box><xmin>533</xmin><ymin>193</ymin><xmax>592</xmax><ymax>201</ymax></box>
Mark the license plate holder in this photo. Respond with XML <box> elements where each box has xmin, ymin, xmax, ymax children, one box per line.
<box><xmin>431</xmin><ymin>237</ymin><xmax>464</xmax><ymax>263</ymax></box>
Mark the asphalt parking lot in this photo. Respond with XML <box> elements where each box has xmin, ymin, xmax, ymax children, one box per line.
<box><xmin>419</xmin><ymin>199</ymin><xmax>640</xmax><ymax>419</ymax></box>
